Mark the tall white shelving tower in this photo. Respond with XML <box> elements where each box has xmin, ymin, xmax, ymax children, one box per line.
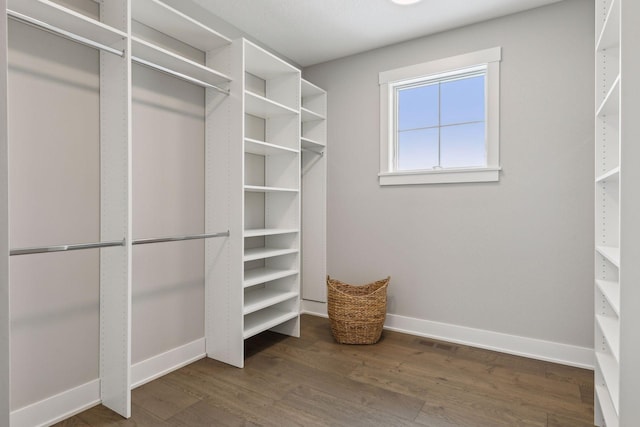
<box><xmin>594</xmin><ymin>0</ymin><xmax>640</xmax><ymax>425</ymax></box>
<box><xmin>208</xmin><ymin>39</ymin><xmax>302</xmax><ymax>368</ymax></box>
<box><xmin>301</xmin><ymin>79</ymin><xmax>327</xmax><ymax>303</ymax></box>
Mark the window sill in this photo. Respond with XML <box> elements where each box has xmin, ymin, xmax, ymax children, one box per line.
<box><xmin>378</xmin><ymin>167</ymin><xmax>501</xmax><ymax>186</ymax></box>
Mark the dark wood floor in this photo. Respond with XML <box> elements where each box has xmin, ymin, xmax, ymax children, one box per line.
<box><xmin>56</xmin><ymin>314</ymin><xmax>594</xmax><ymax>426</ymax></box>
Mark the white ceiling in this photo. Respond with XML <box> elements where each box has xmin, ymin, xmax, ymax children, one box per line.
<box><xmin>190</xmin><ymin>0</ymin><xmax>564</xmax><ymax>67</ymax></box>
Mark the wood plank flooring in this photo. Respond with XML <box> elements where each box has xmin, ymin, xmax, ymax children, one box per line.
<box><xmin>55</xmin><ymin>314</ymin><xmax>594</xmax><ymax>426</ymax></box>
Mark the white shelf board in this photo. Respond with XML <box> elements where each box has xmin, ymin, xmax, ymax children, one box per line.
<box><xmin>596</xmin><ymin>315</ymin><xmax>620</xmax><ymax>362</ymax></box>
<box><xmin>244</xmin><ymin>185</ymin><xmax>299</xmax><ymax>193</ymax></box>
<box><xmin>596</xmin><ymin>0</ymin><xmax>620</xmax><ymax>52</ymax></box>
<box><xmin>596</xmin><ymin>75</ymin><xmax>620</xmax><ymax>118</ymax></box>
<box><xmin>244</xmin><ymin>247</ymin><xmax>298</xmax><ymax>262</ymax></box>
<box><xmin>243</xmin><ymin>288</ymin><xmax>298</xmax><ymax>315</ymax></box>
<box><xmin>8</xmin><ymin>0</ymin><xmax>126</xmax><ymax>47</ymax></box>
<box><xmin>245</xmin><ymin>91</ymin><xmax>298</xmax><ymax>118</ymax></box>
<box><xmin>595</xmin><ymin>351</ymin><xmax>620</xmax><ymax>415</ymax></box>
<box><xmin>245</xmin><ymin>138</ymin><xmax>298</xmax><ymax>156</ymax></box>
<box><xmin>244</xmin><ymin>228</ymin><xmax>299</xmax><ymax>238</ymax></box>
<box><xmin>595</xmin><ymin>166</ymin><xmax>620</xmax><ymax>183</ymax></box>
<box><xmin>301</xmin><ymin>137</ymin><xmax>326</xmax><ymax>150</ymax></box>
<box><xmin>243</xmin><ymin>267</ymin><xmax>298</xmax><ymax>288</ymax></box>
<box><xmin>243</xmin><ymin>307</ymin><xmax>299</xmax><ymax>339</ymax></box>
<box><xmin>301</xmin><ymin>107</ymin><xmax>325</xmax><ymax>122</ymax></box>
<box><xmin>132</xmin><ymin>37</ymin><xmax>231</xmax><ymax>86</ymax></box>
<box><xmin>244</xmin><ymin>39</ymin><xmax>299</xmax><ymax>80</ymax></box>
<box><xmin>597</xmin><ymin>279</ymin><xmax>620</xmax><ymax>316</ymax></box>
<box><xmin>596</xmin><ymin>246</ymin><xmax>621</xmax><ymax>268</ymax></box>
<box><xmin>301</xmin><ymin>79</ymin><xmax>325</xmax><ymax>97</ymax></box>
<box><xmin>132</xmin><ymin>0</ymin><xmax>231</xmax><ymax>52</ymax></box>
<box><xmin>596</xmin><ymin>384</ymin><xmax>619</xmax><ymax>427</ymax></box>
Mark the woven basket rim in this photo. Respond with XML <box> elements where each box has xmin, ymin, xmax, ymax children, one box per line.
<box><xmin>326</xmin><ymin>276</ymin><xmax>390</xmax><ymax>297</ymax></box>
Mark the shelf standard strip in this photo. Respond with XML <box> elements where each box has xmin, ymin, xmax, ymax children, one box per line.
<box><xmin>7</xmin><ymin>10</ymin><xmax>124</xmax><ymax>57</ymax></box>
<box><xmin>10</xmin><ymin>239</ymin><xmax>125</xmax><ymax>256</ymax></box>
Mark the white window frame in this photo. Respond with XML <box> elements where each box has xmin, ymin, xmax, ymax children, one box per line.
<box><xmin>379</xmin><ymin>47</ymin><xmax>502</xmax><ymax>185</ymax></box>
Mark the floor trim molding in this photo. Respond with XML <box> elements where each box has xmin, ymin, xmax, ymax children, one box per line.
<box><xmin>301</xmin><ymin>299</ymin><xmax>594</xmax><ymax>369</ymax></box>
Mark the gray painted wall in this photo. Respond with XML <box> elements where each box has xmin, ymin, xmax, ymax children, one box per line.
<box><xmin>303</xmin><ymin>0</ymin><xmax>595</xmax><ymax>348</ymax></box>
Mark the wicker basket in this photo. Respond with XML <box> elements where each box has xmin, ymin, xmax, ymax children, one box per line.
<box><xmin>326</xmin><ymin>276</ymin><xmax>390</xmax><ymax>344</ymax></box>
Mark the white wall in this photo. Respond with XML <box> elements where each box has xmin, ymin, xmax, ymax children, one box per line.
<box><xmin>303</xmin><ymin>0</ymin><xmax>595</xmax><ymax>352</ymax></box>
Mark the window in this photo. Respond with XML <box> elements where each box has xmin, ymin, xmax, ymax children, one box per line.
<box><xmin>379</xmin><ymin>47</ymin><xmax>501</xmax><ymax>185</ymax></box>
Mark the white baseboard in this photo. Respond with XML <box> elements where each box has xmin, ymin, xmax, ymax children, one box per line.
<box><xmin>10</xmin><ymin>339</ymin><xmax>206</xmax><ymax>427</ymax></box>
<box><xmin>11</xmin><ymin>379</ymin><xmax>100</xmax><ymax>427</ymax></box>
<box><xmin>131</xmin><ymin>337</ymin><xmax>206</xmax><ymax>389</ymax></box>
<box><xmin>301</xmin><ymin>299</ymin><xmax>594</xmax><ymax>369</ymax></box>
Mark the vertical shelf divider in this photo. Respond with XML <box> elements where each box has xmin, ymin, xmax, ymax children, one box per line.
<box><xmin>99</xmin><ymin>0</ymin><xmax>132</xmax><ymax>418</ymax></box>
<box><xmin>205</xmin><ymin>38</ymin><xmax>244</xmax><ymax>368</ymax></box>
<box><xmin>0</xmin><ymin>0</ymin><xmax>9</xmax><ymax>424</ymax></box>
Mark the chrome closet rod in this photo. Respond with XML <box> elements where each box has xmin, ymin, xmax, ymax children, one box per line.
<box><xmin>7</xmin><ymin>10</ymin><xmax>125</xmax><ymax>57</ymax></box>
<box><xmin>10</xmin><ymin>239</ymin><xmax>126</xmax><ymax>256</ymax></box>
<box><xmin>132</xmin><ymin>56</ymin><xmax>230</xmax><ymax>96</ymax></box>
<box><xmin>132</xmin><ymin>231</ymin><xmax>230</xmax><ymax>246</ymax></box>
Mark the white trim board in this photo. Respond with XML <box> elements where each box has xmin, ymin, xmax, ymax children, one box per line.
<box><xmin>10</xmin><ymin>379</ymin><xmax>100</xmax><ymax>427</ymax></box>
<box><xmin>301</xmin><ymin>300</ymin><xmax>594</xmax><ymax>369</ymax></box>
<box><xmin>10</xmin><ymin>338</ymin><xmax>206</xmax><ymax>427</ymax></box>
<box><xmin>131</xmin><ymin>337</ymin><xmax>206</xmax><ymax>389</ymax></box>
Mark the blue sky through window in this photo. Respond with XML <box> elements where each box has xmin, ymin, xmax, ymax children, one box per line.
<box><xmin>396</xmin><ymin>73</ymin><xmax>486</xmax><ymax>171</ymax></box>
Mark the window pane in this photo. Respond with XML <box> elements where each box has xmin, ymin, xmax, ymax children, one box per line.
<box><xmin>397</xmin><ymin>83</ymin><xmax>438</xmax><ymax>131</ymax></box>
<box><xmin>440</xmin><ymin>123</ymin><xmax>485</xmax><ymax>168</ymax></box>
<box><xmin>440</xmin><ymin>74</ymin><xmax>485</xmax><ymax>126</ymax></box>
<box><xmin>397</xmin><ymin>128</ymin><xmax>438</xmax><ymax>171</ymax></box>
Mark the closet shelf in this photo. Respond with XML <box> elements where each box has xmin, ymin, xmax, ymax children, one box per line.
<box><xmin>596</xmin><ymin>75</ymin><xmax>620</xmax><ymax>118</ymax></box>
<box><xmin>243</xmin><ymin>267</ymin><xmax>298</xmax><ymax>288</ymax></box>
<box><xmin>244</xmin><ymin>39</ymin><xmax>299</xmax><ymax>80</ymax></box>
<box><xmin>245</xmin><ymin>138</ymin><xmax>298</xmax><ymax>156</ymax></box>
<box><xmin>596</xmin><ymin>0</ymin><xmax>620</xmax><ymax>52</ymax></box>
<box><xmin>595</xmin><ymin>166</ymin><xmax>620</xmax><ymax>183</ymax></box>
<box><xmin>243</xmin><ymin>288</ymin><xmax>298</xmax><ymax>315</ymax></box>
<box><xmin>596</xmin><ymin>315</ymin><xmax>620</xmax><ymax>362</ymax></box>
<box><xmin>301</xmin><ymin>80</ymin><xmax>325</xmax><ymax>97</ymax></box>
<box><xmin>597</xmin><ymin>279</ymin><xmax>620</xmax><ymax>316</ymax></box>
<box><xmin>596</xmin><ymin>351</ymin><xmax>620</xmax><ymax>415</ymax></box>
<box><xmin>245</xmin><ymin>91</ymin><xmax>298</xmax><ymax>118</ymax></box>
<box><xmin>132</xmin><ymin>37</ymin><xmax>231</xmax><ymax>87</ymax></box>
<box><xmin>244</xmin><ymin>228</ymin><xmax>299</xmax><ymax>238</ymax></box>
<box><xmin>301</xmin><ymin>136</ymin><xmax>325</xmax><ymax>150</ymax></box>
<box><xmin>596</xmin><ymin>246</ymin><xmax>620</xmax><ymax>268</ymax></box>
<box><xmin>244</xmin><ymin>247</ymin><xmax>298</xmax><ymax>262</ymax></box>
<box><xmin>7</xmin><ymin>0</ymin><xmax>126</xmax><ymax>49</ymax></box>
<box><xmin>595</xmin><ymin>384</ymin><xmax>619</xmax><ymax>427</ymax></box>
<box><xmin>243</xmin><ymin>307</ymin><xmax>298</xmax><ymax>339</ymax></box>
<box><xmin>132</xmin><ymin>0</ymin><xmax>231</xmax><ymax>52</ymax></box>
<box><xmin>301</xmin><ymin>107</ymin><xmax>325</xmax><ymax>122</ymax></box>
<box><xmin>244</xmin><ymin>185</ymin><xmax>299</xmax><ymax>193</ymax></box>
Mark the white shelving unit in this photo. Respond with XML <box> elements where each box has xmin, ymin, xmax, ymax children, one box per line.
<box><xmin>0</xmin><ymin>1</ymin><xmax>324</xmax><ymax>423</ymax></box>
<box><xmin>301</xmin><ymin>79</ymin><xmax>327</xmax><ymax>303</ymax></box>
<box><xmin>208</xmin><ymin>39</ymin><xmax>301</xmax><ymax>368</ymax></box>
<box><xmin>594</xmin><ymin>0</ymin><xmax>640</xmax><ymax>425</ymax></box>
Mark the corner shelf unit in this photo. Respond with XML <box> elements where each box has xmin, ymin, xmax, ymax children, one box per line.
<box><xmin>208</xmin><ymin>39</ymin><xmax>301</xmax><ymax>368</ymax></box>
<box><xmin>301</xmin><ymin>79</ymin><xmax>328</xmax><ymax>302</ymax></box>
<box><xmin>594</xmin><ymin>0</ymin><xmax>640</xmax><ymax>425</ymax></box>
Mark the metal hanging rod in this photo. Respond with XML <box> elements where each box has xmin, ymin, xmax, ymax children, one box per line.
<box><xmin>10</xmin><ymin>239</ymin><xmax>125</xmax><ymax>256</ymax></box>
<box><xmin>132</xmin><ymin>56</ymin><xmax>230</xmax><ymax>96</ymax></box>
<box><xmin>7</xmin><ymin>10</ymin><xmax>125</xmax><ymax>57</ymax></box>
<box><xmin>302</xmin><ymin>147</ymin><xmax>324</xmax><ymax>156</ymax></box>
<box><xmin>132</xmin><ymin>231</ymin><xmax>230</xmax><ymax>246</ymax></box>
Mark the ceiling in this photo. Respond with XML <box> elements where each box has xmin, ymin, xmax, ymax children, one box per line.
<box><xmin>190</xmin><ymin>0</ymin><xmax>564</xmax><ymax>67</ymax></box>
